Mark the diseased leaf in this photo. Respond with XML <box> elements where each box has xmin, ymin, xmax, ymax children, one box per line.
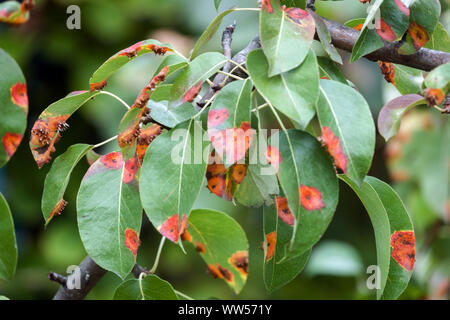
<box><xmin>377</xmin><ymin>94</ymin><xmax>425</xmax><ymax>141</ymax></box>
<box><xmin>247</xmin><ymin>49</ymin><xmax>319</xmax><ymax>129</ymax></box>
<box><xmin>0</xmin><ymin>48</ymin><xmax>28</xmax><ymax>168</ymax></box>
<box><xmin>191</xmin><ymin>8</ymin><xmax>237</xmax><ymax>60</ymax></box>
<box><xmin>424</xmin><ymin>62</ymin><xmax>450</xmax><ymax>92</ymax></box>
<box><xmin>42</xmin><ymin>143</ymin><xmax>93</xmax><ymax>225</ymax></box>
<box><xmin>392</xmin><ymin>64</ymin><xmax>423</xmax><ymax>95</ymax></box>
<box><xmin>183</xmin><ymin>209</ymin><xmax>249</xmax><ymax>294</ymax></box>
<box><xmin>317</xmin><ymin>79</ymin><xmax>375</xmax><ymax>184</ymax></box>
<box><xmin>425</xmin><ymin>22</ymin><xmax>450</xmax><ymax>52</ymax></box>
<box><xmin>89</xmin><ymin>40</ymin><xmax>173</xmax><ymax>91</ymax></box>
<box><xmin>149</xmin><ymin>100</ymin><xmax>197</xmax><ymax>128</ymax></box>
<box><xmin>340</xmin><ymin>175</ymin><xmax>415</xmax><ymax>299</ymax></box>
<box><xmin>269</xmin><ymin>129</ymin><xmax>339</xmax><ymax>258</ymax></box>
<box><xmin>113</xmin><ymin>275</ymin><xmax>178</xmax><ymax>300</ymax></box>
<box><xmin>260</xmin><ymin>0</ymin><xmax>315</xmax><ymax>76</ymax></box>
<box><xmin>77</xmin><ymin>152</ymin><xmax>143</xmax><ymax>279</ymax></box>
<box><xmin>140</xmin><ymin>119</ymin><xmax>209</xmax><ymax>244</ymax></box>
<box><xmin>0</xmin><ymin>0</ymin><xmax>32</xmax><ymax>25</ymax></box>
<box><xmin>263</xmin><ymin>202</ymin><xmax>310</xmax><ymax>292</ymax></box>
<box><xmin>378</xmin><ymin>0</ymin><xmax>410</xmax><ymax>42</ymax></box>
<box><xmin>317</xmin><ymin>57</ymin><xmax>347</xmax><ymax>84</ymax></box>
<box><xmin>0</xmin><ymin>193</ymin><xmax>17</xmax><ymax>281</ymax></box>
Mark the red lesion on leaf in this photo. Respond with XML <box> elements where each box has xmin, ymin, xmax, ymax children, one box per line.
<box><xmin>118</xmin><ymin>41</ymin><xmax>144</xmax><ymax>58</ymax></box>
<box><xmin>147</xmin><ymin>44</ymin><xmax>172</xmax><ymax>55</ymax></box>
<box><xmin>136</xmin><ymin>124</ymin><xmax>162</xmax><ymax>165</ymax></box>
<box><xmin>265</xmin><ymin>145</ymin><xmax>282</xmax><ymax>173</ymax></box>
<box><xmin>206</xmin><ymin>155</ymin><xmax>227</xmax><ymax>198</ymax></box>
<box><xmin>100</xmin><ymin>152</ymin><xmax>124</xmax><ymax>169</ymax></box>
<box><xmin>321</xmin><ymin>76</ymin><xmax>330</xmax><ymax>80</ymax></box>
<box><xmin>425</xmin><ymin>88</ymin><xmax>445</xmax><ymax>106</ymax></box>
<box><xmin>376</xmin><ymin>18</ymin><xmax>397</xmax><ymax>42</ymax></box>
<box><xmin>265</xmin><ymin>231</ymin><xmax>276</xmax><ymax>261</ymax></box>
<box><xmin>408</xmin><ymin>22</ymin><xmax>429</xmax><ymax>50</ymax></box>
<box><xmin>207</xmin><ymin>264</ymin><xmax>223</xmax><ymax>279</ymax></box>
<box><xmin>275</xmin><ymin>196</ymin><xmax>295</xmax><ymax>226</ymax></box>
<box><xmin>299</xmin><ymin>184</ymin><xmax>325</xmax><ymax>211</ymax></box>
<box><xmin>133</xmin><ymin>67</ymin><xmax>169</xmax><ymax>109</ymax></box>
<box><xmin>124</xmin><ymin>228</ymin><xmax>140</xmax><ymax>256</ymax></box>
<box><xmin>118</xmin><ymin>125</ymin><xmax>141</xmax><ymax>148</ymax></box>
<box><xmin>207</xmin><ymin>175</ymin><xmax>226</xmax><ymax>198</ymax></box>
<box><xmin>217</xmin><ymin>265</ymin><xmax>234</xmax><ymax>283</ymax></box>
<box><xmin>181</xmin><ymin>229</ymin><xmax>192</xmax><ymax>242</ymax></box>
<box><xmin>390</xmin><ymin>230</ymin><xmax>415</xmax><ymax>271</ymax></box>
<box><xmin>359</xmin><ymin>0</ymin><xmax>371</xmax><ymax>3</ymax></box>
<box><xmin>231</xmin><ymin>164</ymin><xmax>247</xmax><ymax>184</ymax></box>
<box><xmin>10</xmin><ymin>83</ymin><xmax>28</xmax><ymax>111</ymax></box>
<box><xmin>320</xmin><ymin>126</ymin><xmax>348</xmax><ymax>173</ymax></box>
<box><xmin>208</xmin><ymin>108</ymin><xmax>230</xmax><ymax>128</ymax></box>
<box><xmin>2</xmin><ymin>132</ymin><xmax>22</xmax><ymax>158</ymax></box>
<box><xmin>123</xmin><ymin>156</ymin><xmax>139</xmax><ymax>184</ymax></box>
<box><xmin>353</xmin><ymin>24</ymin><xmax>364</xmax><ymax>31</ymax></box>
<box><xmin>183</xmin><ymin>81</ymin><xmax>203</xmax><ymax>103</ymax></box>
<box><xmin>394</xmin><ymin>0</ymin><xmax>410</xmax><ymax>16</ymax></box>
<box><xmin>261</xmin><ymin>0</ymin><xmax>274</xmax><ymax>13</ymax></box>
<box><xmin>228</xmin><ymin>251</ymin><xmax>249</xmax><ymax>278</ymax></box>
<box><xmin>48</xmin><ymin>199</ymin><xmax>68</xmax><ymax>222</ymax></box>
<box><xmin>378</xmin><ymin>61</ymin><xmax>396</xmax><ymax>86</ymax></box>
<box><xmin>195</xmin><ymin>241</ymin><xmax>206</xmax><ymax>254</ymax></box>
<box><xmin>89</xmin><ymin>80</ymin><xmax>108</xmax><ymax>92</ymax></box>
<box><xmin>159</xmin><ymin>213</ymin><xmax>188</xmax><ymax>243</ymax></box>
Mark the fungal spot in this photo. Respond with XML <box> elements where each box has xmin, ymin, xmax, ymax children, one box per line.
<box><xmin>299</xmin><ymin>184</ymin><xmax>325</xmax><ymax>211</ymax></box>
<box><xmin>195</xmin><ymin>241</ymin><xmax>206</xmax><ymax>254</ymax></box>
<box><xmin>394</xmin><ymin>0</ymin><xmax>410</xmax><ymax>16</ymax></box>
<box><xmin>118</xmin><ymin>124</ymin><xmax>140</xmax><ymax>148</ymax></box>
<box><xmin>231</xmin><ymin>164</ymin><xmax>247</xmax><ymax>184</ymax></box>
<box><xmin>136</xmin><ymin>124</ymin><xmax>162</xmax><ymax>165</ymax></box>
<box><xmin>124</xmin><ymin>228</ymin><xmax>140</xmax><ymax>256</ymax></box>
<box><xmin>10</xmin><ymin>83</ymin><xmax>28</xmax><ymax>112</ymax></box>
<box><xmin>208</xmin><ymin>108</ymin><xmax>230</xmax><ymax>128</ymax></box>
<box><xmin>261</xmin><ymin>0</ymin><xmax>274</xmax><ymax>13</ymax></box>
<box><xmin>118</xmin><ymin>41</ymin><xmax>144</xmax><ymax>58</ymax></box>
<box><xmin>265</xmin><ymin>145</ymin><xmax>282</xmax><ymax>173</ymax></box>
<box><xmin>207</xmin><ymin>175</ymin><xmax>226</xmax><ymax>198</ymax></box>
<box><xmin>183</xmin><ymin>81</ymin><xmax>203</xmax><ymax>103</ymax></box>
<box><xmin>159</xmin><ymin>214</ymin><xmax>188</xmax><ymax>243</ymax></box>
<box><xmin>353</xmin><ymin>24</ymin><xmax>363</xmax><ymax>31</ymax></box>
<box><xmin>48</xmin><ymin>199</ymin><xmax>67</xmax><ymax>222</ymax></box>
<box><xmin>181</xmin><ymin>229</ymin><xmax>192</xmax><ymax>242</ymax></box>
<box><xmin>123</xmin><ymin>157</ymin><xmax>139</xmax><ymax>184</ymax></box>
<box><xmin>359</xmin><ymin>0</ymin><xmax>371</xmax><ymax>3</ymax></box>
<box><xmin>133</xmin><ymin>67</ymin><xmax>169</xmax><ymax>109</ymax></box>
<box><xmin>89</xmin><ymin>80</ymin><xmax>107</xmax><ymax>92</ymax></box>
<box><xmin>390</xmin><ymin>230</ymin><xmax>415</xmax><ymax>271</ymax></box>
<box><xmin>376</xmin><ymin>18</ymin><xmax>397</xmax><ymax>42</ymax></box>
<box><xmin>320</xmin><ymin>126</ymin><xmax>348</xmax><ymax>173</ymax></box>
<box><xmin>31</xmin><ymin>134</ymin><xmax>59</xmax><ymax>169</ymax></box>
<box><xmin>408</xmin><ymin>22</ymin><xmax>429</xmax><ymax>50</ymax></box>
<box><xmin>283</xmin><ymin>7</ymin><xmax>309</xmax><ymax>26</ymax></box>
<box><xmin>265</xmin><ymin>231</ymin><xmax>276</xmax><ymax>261</ymax></box>
<box><xmin>275</xmin><ymin>196</ymin><xmax>295</xmax><ymax>226</ymax></box>
<box><xmin>147</xmin><ymin>44</ymin><xmax>171</xmax><ymax>55</ymax></box>
<box><xmin>228</xmin><ymin>251</ymin><xmax>249</xmax><ymax>277</ymax></box>
<box><xmin>100</xmin><ymin>152</ymin><xmax>123</xmax><ymax>169</ymax></box>
<box><xmin>378</xmin><ymin>61</ymin><xmax>396</xmax><ymax>86</ymax></box>
<box><xmin>217</xmin><ymin>265</ymin><xmax>234</xmax><ymax>283</ymax></box>
<box><xmin>425</xmin><ymin>88</ymin><xmax>445</xmax><ymax>106</ymax></box>
<box><xmin>207</xmin><ymin>264</ymin><xmax>223</xmax><ymax>279</ymax></box>
<box><xmin>2</xmin><ymin>133</ymin><xmax>22</xmax><ymax>158</ymax></box>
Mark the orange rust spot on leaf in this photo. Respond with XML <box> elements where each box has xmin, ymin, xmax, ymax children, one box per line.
<box><xmin>48</xmin><ymin>199</ymin><xmax>67</xmax><ymax>222</ymax></box>
<box><xmin>261</xmin><ymin>0</ymin><xmax>274</xmax><ymax>13</ymax></box>
<box><xmin>207</xmin><ymin>264</ymin><xmax>223</xmax><ymax>279</ymax></box>
<box><xmin>147</xmin><ymin>44</ymin><xmax>171</xmax><ymax>55</ymax></box>
<box><xmin>353</xmin><ymin>24</ymin><xmax>364</xmax><ymax>31</ymax></box>
<box><xmin>394</xmin><ymin>0</ymin><xmax>410</xmax><ymax>16</ymax></box>
<box><xmin>100</xmin><ymin>152</ymin><xmax>123</xmax><ymax>169</ymax></box>
<box><xmin>228</xmin><ymin>251</ymin><xmax>249</xmax><ymax>277</ymax></box>
<box><xmin>320</xmin><ymin>126</ymin><xmax>348</xmax><ymax>173</ymax></box>
<box><xmin>2</xmin><ymin>133</ymin><xmax>22</xmax><ymax>158</ymax></box>
<box><xmin>160</xmin><ymin>214</ymin><xmax>188</xmax><ymax>243</ymax></box>
<box><xmin>376</xmin><ymin>18</ymin><xmax>397</xmax><ymax>42</ymax></box>
<box><xmin>408</xmin><ymin>22</ymin><xmax>429</xmax><ymax>50</ymax></box>
<box><xmin>20</xmin><ymin>0</ymin><xmax>34</xmax><ymax>13</ymax></box>
<box><xmin>299</xmin><ymin>184</ymin><xmax>325</xmax><ymax>211</ymax></box>
<box><xmin>183</xmin><ymin>81</ymin><xmax>203</xmax><ymax>103</ymax></box>
<box><xmin>231</xmin><ymin>164</ymin><xmax>247</xmax><ymax>184</ymax></box>
<box><xmin>123</xmin><ymin>156</ymin><xmax>139</xmax><ymax>184</ymax></box>
<box><xmin>133</xmin><ymin>67</ymin><xmax>169</xmax><ymax>109</ymax></box>
<box><xmin>207</xmin><ymin>175</ymin><xmax>226</xmax><ymax>198</ymax></box>
<box><xmin>266</xmin><ymin>145</ymin><xmax>282</xmax><ymax>173</ymax></box>
<box><xmin>208</xmin><ymin>108</ymin><xmax>230</xmax><ymax>128</ymax></box>
<box><xmin>320</xmin><ymin>76</ymin><xmax>330</xmax><ymax>80</ymax></box>
<box><xmin>181</xmin><ymin>229</ymin><xmax>192</xmax><ymax>242</ymax></box>
<box><xmin>118</xmin><ymin>125</ymin><xmax>140</xmax><ymax>148</ymax></box>
<box><xmin>136</xmin><ymin>124</ymin><xmax>162</xmax><ymax>165</ymax></box>
<box><xmin>217</xmin><ymin>265</ymin><xmax>234</xmax><ymax>283</ymax></box>
<box><xmin>378</xmin><ymin>61</ymin><xmax>396</xmax><ymax>86</ymax></box>
<box><xmin>90</xmin><ymin>80</ymin><xmax>107</xmax><ymax>92</ymax></box>
<box><xmin>390</xmin><ymin>231</ymin><xmax>415</xmax><ymax>271</ymax></box>
<box><xmin>265</xmin><ymin>231</ymin><xmax>276</xmax><ymax>261</ymax></box>
<box><xmin>32</xmin><ymin>134</ymin><xmax>60</xmax><ymax>169</ymax></box>
<box><xmin>283</xmin><ymin>7</ymin><xmax>309</xmax><ymax>25</ymax></box>
<box><xmin>195</xmin><ymin>241</ymin><xmax>206</xmax><ymax>254</ymax></box>
<box><xmin>124</xmin><ymin>228</ymin><xmax>140</xmax><ymax>256</ymax></box>
<box><xmin>10</xmin><ymin>83</ymin><xmax>28</xmax><ymax>111</ymax></box>
<box><xmin>118</xmin><ymin>41</ymin><xmax>144</xmax><ymax>58</ymax></box>
<box><xmin>425</xmin><ymin>88</ymin><xmax>445</xmax><ymax>106</ymax></box>
<box><xmin>275</xmin><ymin>196</ymin><xmax>295</xmax><ymax>226</ymax></box>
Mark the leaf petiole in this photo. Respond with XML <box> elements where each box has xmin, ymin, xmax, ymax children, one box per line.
<box><xmin>99</xmin><ymin>91</ymin><xmax>131</xmax><ymax>110</ymax></box>
<box><xmin>149</xmin><ymin>236</ymin><xmax>166</xmax><ymax>274</ymax></box>
<box><xmin>93</xmin><ymin>135</ymin><xmax>118</xmax><ymax>149</ymax></box>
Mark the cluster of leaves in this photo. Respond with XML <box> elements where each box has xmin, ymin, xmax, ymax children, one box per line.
<box><xmin>1</xmin><ymin>0</ymin><xmax>448</xmax><ymax>300</ymax></box>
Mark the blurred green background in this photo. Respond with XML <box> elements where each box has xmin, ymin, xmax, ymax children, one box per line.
<box><xmin>0</xmin><ymin>0</ymin><xmax>448</xmax><ymax>300</ymax></box>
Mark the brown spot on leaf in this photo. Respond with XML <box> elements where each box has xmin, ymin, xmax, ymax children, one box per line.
<box><xmin>390</xmin><ymin>230</ymin><xmax>415</xmax><ymax>271</ymax></box>
<box><xmin>231</xmin><ymin>164</ymin><xmax>247</xmax><ymax>184</ymax></box>
<box><xmin>299</xmin><ymin>184</ymin><xmax>325</xmax><ymax>211</ymax></box>
<box><xmin>136</xmin><ymin>124</ymin><xmax>162</xmax><ymax>165</ymax></box>
<box><xmin>207</xmin><ymin>175</ymin><xmax>226</xmax><ymax>198</ymax></box>
<box><xmin>132</xmin><ymin>67</ymin><xmax>169</xmax><ymax>109</ymax></box>
<box><xmin>207</xmin><ymin>264</ymin><xmax>223</xmax><ymax>279</ymax></box>
<box><xmin>100</xmin><ymin>152</ymin><xmax>123</xmax><ymax>169</ymax></box>
<box><xmin>275</xmin><ymin>196</ymin><xmax>295</xmax><ymax>226</ymax></box>
<box><xmin>2</xmin><ymin>133</ymin><xmax>22</xmax><ymax>158</ymax></box>
<box><xmin>123</xmin><ymin>156</ymin><xmax>139</xmax><ymax>184</ymax></box>
<box><xmin>90</xmin><ymin>80</ymin><xmax>107</xmax><ymax>92</ymax></box>
<box><xmin>147</xmin><ymin>44</ymin><xmax>172</xmax><ymax>55</ymax></box>
<box><xmin>181</xmin><ymin>229</ymin><xmax>192</xmax><ymax>242</ymax></box>
<box><xmin>10</xmin><ymin>83</ymin><xmax>28</xmax><ymax>112</ymax></box>
<box><xmin>378</xmin><ymin>61</ymin><xmax>396</xmax><ymax>86</ymax></box>
<box><xmin>118</xmin><ymin>41</ymin><xmax>144</xmax><ymax>58</ymax></box>
<box><xmin>124</xmin><ymin>228</ymin><xmax>140</xmax><ymax>256</ymax></box>
<box><xmin>195</xmin><ymin>242</ymin><xmax>206</xmax><ymax>254</ymax></box>
<box><xmin>217</xmin><ymin>265</ymin><xmax>234</xmax><ymax>283</ymax></box>
<box><xmin>265</xmin><ymin>231</ymin><xmax>276</xmax><ymax>261</ymax></box>
<box><xmin>376</xmin><ymin>18</ymin><xmax>397</xmax><ymax>42</ymax></box>
<box><xmin>183</xmin><ymin>81</ymin><xmax>203</xmax><ymax>103</ymax></box>
<box><xmin>408</xmin><ymin>22</ymin><xmax>429</xmax><ymax>50</ymax></box>
<box><xmin>425</xmin><ymin>88</ymin><xmax>445</xmax><ymax>106</ymax></box>
<box><xmin>48</xmin><ymin>199</ymin><xmax>67</xmax><ymax>222</ymax></box>
<box><xmin>228</xmin><ymin>251</ymin><xmax>249</xmax><ymax>277</ymax></box>
<box><xmin>320</xmin><ymin>126</ymin><xmax>348</xmax><ymax>173</ymax></box>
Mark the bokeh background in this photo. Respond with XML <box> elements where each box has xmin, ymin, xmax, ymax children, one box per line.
<box><xmin>0</xmin><ymin>0</ymin><xmax>448</xmax><ymax>300</ymax></box>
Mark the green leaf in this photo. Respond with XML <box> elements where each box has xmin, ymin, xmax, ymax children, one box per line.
<box><xmin>0</xmin><ymin>296</ymin><xmax>9</xmax><ymax>300</ymax></box>
<box><xmin>140</xmin><ymin>119</ymin><xmax>209</xmax><ymax>243</ymax></box>
<box><xmin>113</xmin><ymin>275</ymin><xmax>178</xmax><ymax>300</ymax></box>
<box><xmin>260</xmin><ymin>1</ymin><xmax>315</xmax><ymax>76</ymax></box>
<box><xmin>317</xmin><ymin>57</ymin><xmax>347</xmax><ymax>84</ymax></box>
<box><xmin>42</xmin><ymin>143</ymin><xmax>93</xmax><ymax>225</ymax></box>
<box><xmin>247</xmin><ymin>49</ymin><xmax>319</xmax><ymax>129</ymax></box>
<box><xmin>89</xmin><ymin>40</ymin><xmax>173</xmax><ymax>90</ymax></box>
<box><xmin>317</xmin><ymin>79</ymin><xmax>375</xmax><ymax>184</ymax></box>
<box><xmin>263</xmin><ymin>203</ymin><xmax>310</xmax><ymax>292</ymax></box>
<box><xmin>155</xmin><ymin>55</ymin><xmax>188</xmax><ymax>80</ymax></box>
<box><xmin>191</xmin><ymin>8</ymin><xmax>237</xmax><ymax>60</ymax></box>
<box><xmin>392</xmin><ymin>64</ymin><xmax>423</xmax><ymax>95</ymax></box>
<box><xmin>340</xmin><ymin>175</ymin><xmax>415</xmax><ymax>300</ymax></box>
<box><xmin>0</xmin><ymin>48</ymin><xmax>28</xmax><ymax>168</ymax></box>
<box><xmin>424</xmin><ymin>62</ymin><xmax>450</xmax><ymax>92</ymax></box>
<box><xmin>214</xmin><ymin>0</ymin><xmax>222</xmax><ymax>11</ymax></box>
<box><xmin>425</xmin><ymin>22</ymin><xmax>450</xmax><ymax>52</ymax></box>
<box><xmin>169</xmin><ymin>52</ymin><xmax>227</xmax><ymax>108</ymax></box>
<box><xmin>377</xmin><ymin>94</ymin><xmax>425</xmax><ymax>141</ymax></box>
<box><xmin>77</xmin><ymin>152</ymin><xmax>143</xmax><ymax>279</ymax></box>
<box><xmin>350</xmin><ymin>0</ymin><xmax>384</xmax><ymax>62</ymax></box>
<box><xmin>308</xmin><ymin>10</ymin><xmax>342</xmax><ymax>64</ymax></box>
<box><xmin>149</xmin><ymin>100</ymin><xmax>197</xmax><ymax>128</ymax></box>
<box><xmin>0</xmin><ymin>193</ymin><xmax>17</xmax><ymax>280</ymax></box>
<box><xmin>270</xmin><ymin>129</ymin><xmax>339</xmax><ymax>258</ymax></box>
<box><xmin>183</xmin><ymin>209</ymin><xmax>249</xmax><ymax>294</ymax></box>
<box><xmin>0</xmin><ymin>1</ymin><xmax>30</xmax><ymax>24</ymax></box>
